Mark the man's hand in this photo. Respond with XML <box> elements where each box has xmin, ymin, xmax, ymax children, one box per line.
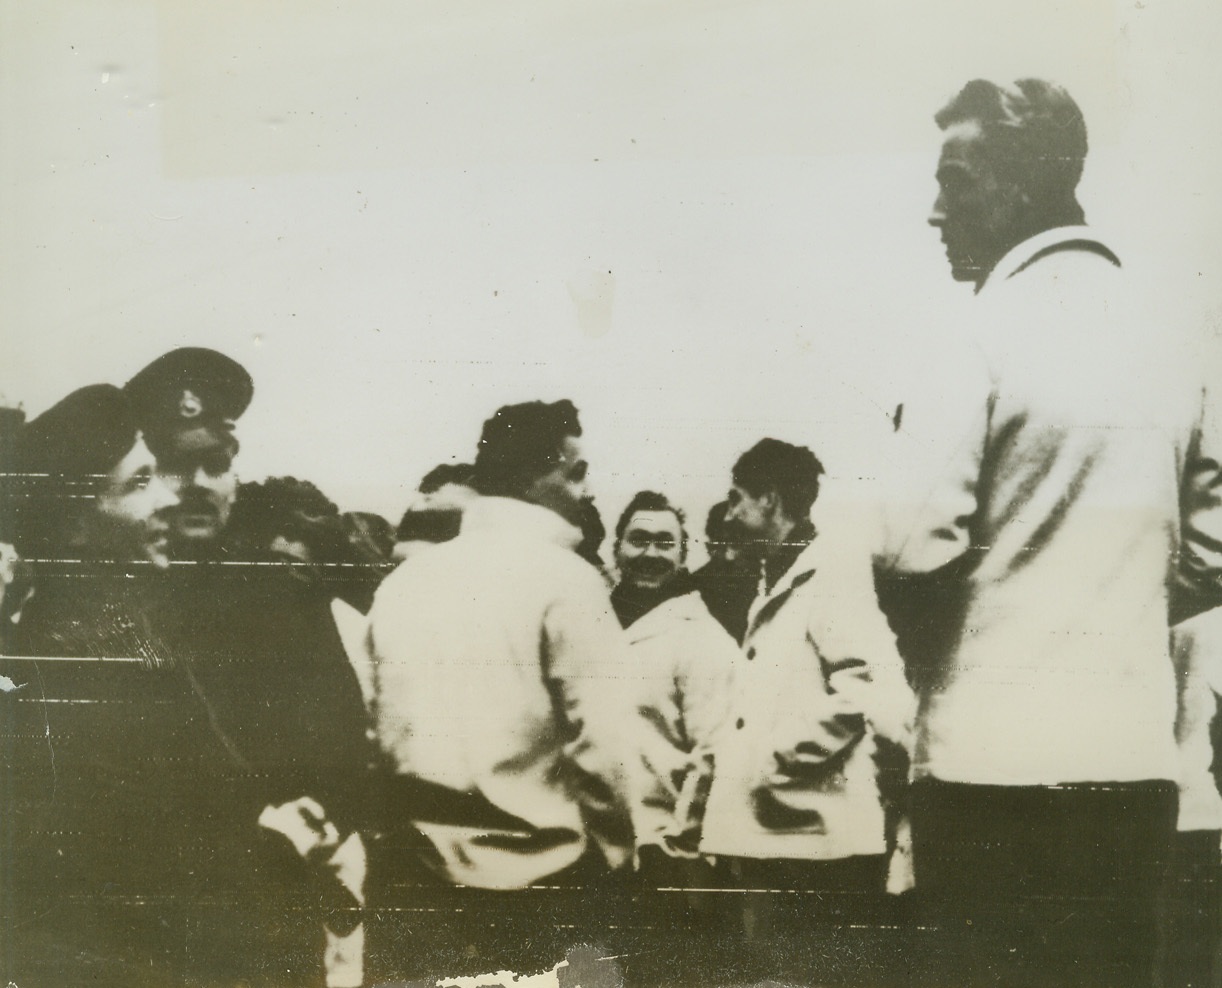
<box><xmin>771</xmin><ymin>713</ymin><xmax>866</xmax><ymax>781</ymax></box>
<box><xmin>258</xmin><ymin>796</ymin><xmax>342</xmax><ymax>861</ymax></box>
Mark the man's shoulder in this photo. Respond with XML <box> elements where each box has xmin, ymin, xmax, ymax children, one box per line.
<box><xmin>375</xmin><ymin>529</ymin><xmax>604</xmax><ymax>604</ymax></box>
<box><xmin>988</xmin><ymin>228</ymin><xmax>1124</xmax><ymax>303</ymax></box>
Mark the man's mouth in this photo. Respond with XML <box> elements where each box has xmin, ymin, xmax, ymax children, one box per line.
<box><xmin>629</xmin><ymin>562</ymin><xmax>672</xmax><ymax>581</ymax></box>
<box><xmin>172</xmin><ymin>504</ymin><xmax>219</xmax><ymax>525</ymax></box>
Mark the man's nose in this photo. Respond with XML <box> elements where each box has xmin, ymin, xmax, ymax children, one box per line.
<box><xmin>156</xmin><ymin>469</ymin><xmax>186</xmax><ymax>496</ymax></box>
<box><xmin>150</xmin><ymin>475</ymin><xmax>182</xmax><ymax>512</ymax></box>
<box><xmin>928</xmin><ymin>192</ymin><xmax>947</xmax><ymax>228</ymax></box>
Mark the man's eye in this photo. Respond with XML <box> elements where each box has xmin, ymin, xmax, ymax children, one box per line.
<box><xmin>939</xmin><ymin>172</ymin><xmax>968</xmax><ymax>193</ymax></box>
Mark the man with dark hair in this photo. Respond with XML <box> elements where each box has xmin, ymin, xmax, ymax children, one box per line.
<box><xmin>122</xmin><ymin>349</ymin><xmax>372</xmax><ymax>987</ymax></box>
<box><xmin>391</xmin><ymin>461</ymin><xmax>477</xmax><ymax>563</ymax></box>
<box><xmin>691</xmin><ymin>500</ymin><xmax>756</xmax><ymax>643</ymax></box>
<box><xmin>610</xmin><ymin>491</ymin><xmax>736</xmax><ymax>853</ymax></box>
<box><xmin>700</xmin><ymin>440</ymin><xmax>912</xmax><ymax>987</ymax></box>
<box><xmin>472</xmin><ymin>398</ymin><xmax>588</xmax><ymax>524</ymax></box>
<box><xmin>930</xmin><ymin>77</ymin><xmax>1089</xmax><ymax>289</ymax></box>
<box><xmin>418</xmin><ymin>461</ymin><xmax>476</xmax><ymax>497</ymax></box>
<box><xmin>878</xmin><ymin>79</ymin><xmax>1222</xmax><ymax>987</ymax></box>
<box><xmin>611</xmin><ymin>490</ymin><xmax>689</xmax><ymax>626</ymax></box>
<box><xmin>608</xmin><ymin>490</ymin><xmax>739</xmax><ymax>986</ymax></box>
<box><xmin>1</xmin><ymin>384</ymin><xmax>189</xmax><ymax>986</ymax></box>
<box><xmin>124</xmin><ymin>346</ymin><xmax>252</xmax><ymax>558</ymax></box>
<box><xmin>364</xmin><ymin>399</ymin><xmax>632</xmax><ymax>983</ymax></box>
<box><xmin>725</xmin><ymin>437</ymin><xmax>824</xmax><ymax>586</ymax></box>
<box><xmin>227</xmin><ymin>476</ymin><xmax>346</xmax><ymax>573</ymax></box>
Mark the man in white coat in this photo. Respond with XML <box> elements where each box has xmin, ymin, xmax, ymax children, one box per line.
<box><xmin>610</xmin><ymin>490</ymin><xmax>739</xmax><ymax>864</ymax></box>
<box><xmin>700</xmin><ymin>439</ymin><xmax>913</xmax><ymax>987</ymax></box>
<box><xmin>364</xmin><ymin>399</ymin><xmax>634</xmax><ymax>983</ymax></box>
<box><xmin>882</xmin><ymin>78</ymin><xmax>1222</xmax><ymax>988</ymax></box>
<box><xmin>607</xmin><ymin>490</ymin><xmax>741</xmax><ymax>986</ymax></box>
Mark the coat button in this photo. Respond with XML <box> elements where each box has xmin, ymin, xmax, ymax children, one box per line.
<box><xmin>746</xmin><ymin>647</ymin><xmax>756</xmax><ymax>660</ymax></box>
<box><xmin>736</xmin><ymin>718</ymin><xmax>745</xmax><ymax>730</ymax></box>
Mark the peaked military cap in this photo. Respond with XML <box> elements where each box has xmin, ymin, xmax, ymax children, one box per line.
<box><xmin>18</xmin><ymin>384</ymin><xmax>139</xmax><ymax>476</ymax></box>
<box><xmin>123</xmin><ymin>347</ymin><xmax>253</xmax><ymax>457</ymax></box>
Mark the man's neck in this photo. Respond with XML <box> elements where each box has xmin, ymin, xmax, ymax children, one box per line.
<box><xmin>759</xmin><ymin>517</ymin><xmax>816</xmax><ymax>592</ymax></box>
<box><xmin>764</xmin><ymin>517</ymin><xmax>798</xmax><ymax>554</ymax></box>
<box><xmin>611</xmin><ymin>571</ymin><xmax>693</xmax><ymax>628</ymax></box>
<box><xmin>974</xmin><ymin>211</ymin><xmax>1086</xmax><ymax>291</ymax></box>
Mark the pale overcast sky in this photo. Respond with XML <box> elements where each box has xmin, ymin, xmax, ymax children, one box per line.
<box><xmin>3</xmin><ymin>1</ymin><xmax>1220</xmax><ymax>537</ymax></box>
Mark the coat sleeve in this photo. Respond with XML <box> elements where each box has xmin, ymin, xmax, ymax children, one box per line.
<box><xmin>876</xmin><ymin>358</ymin><xmax>990</xmax><ymax>578</ymax></box>
<box><xmin>664</xmin><ymin>613</ymin><xmax>740</xmax><ymax>853</ymax></box>
<box><xmin>679</xmin><ymin>616</ymin><xmax>740</xmax><ymax>758</ymax></box>
<box><xmin>542</xmin><ymin>564</ymin><xmax>636</xmax><ymax>870</ymax></box>
<box><xmin>1172</xmin><ymin>382</ymin><xmax>1222</xmax><ymax>625</ymax></box>
<box><xmin>806</xmin><ymin>548</ymin><xmax>914</xmax><ymax>755</ymax></box>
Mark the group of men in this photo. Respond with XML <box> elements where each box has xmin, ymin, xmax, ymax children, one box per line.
<box><xmin>3</xmin><ymin>76</ymin><xmax>1222</xmax><ymax>988</ymax></box>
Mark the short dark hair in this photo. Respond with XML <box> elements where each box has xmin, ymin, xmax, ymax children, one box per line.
<box><xmin>705</xmin><ymin>501</ymin><xmax>730</xmax><ymax>543</ymax></box>
<box><xmin>342</xmin><ymin>511</ymin><xmax>395</xmax><ymax>563</ymax></box>
<box><xmin>935</xmin><ymin>78</ymin><xmax>1087</xmax><ymax>223</ymax></box>
<box><xmin>472</xmin><ymin>400</ymin><xmax>582</xmax><ymax>500</ymax></box>
<box><xmin>395</xmin><ymin>508</ymin><xmax>462</xmax><ymax>544</ymax></box>
<box><xmin>225</xmin><ymin>476</ymin><xmax>345</xmax><ymax>562</ymax></box>
<box><xmin>732</xmin><ymin>439</ymin><xmax>824</xmax><ymax>523</ymax></box>
<box><xmin>575</xmin><ymin>499</ymin><xmax>607</xmax><ymax>570</ymax></box>
<box><xmin>614</xmin><ymin>490</ymin><xmax>687</xmax><ymax>560</ymax></box>
<box><xmin>418</xmin><ymin>462</ymin><xmax>474</xmax><ymax>495</ymax></box>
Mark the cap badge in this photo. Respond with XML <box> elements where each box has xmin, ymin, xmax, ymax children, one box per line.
<box><xmin>178</xmin><ymin>390</ymin><xmax>203</xmax><ymax>419</ymax></box>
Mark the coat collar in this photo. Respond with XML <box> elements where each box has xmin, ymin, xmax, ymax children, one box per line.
<box><xmin>745</xmin><ymin>535</ymin><xmax>822</xmax><ymax>633</ymax></box>
<box><xmin>622</xmin><ymin>588</ymin><xmax>709</xmax><ymax>644</ymax></box>
<box><xmin>459</xmin><ymin>496</ymin><xmax>582</xmax><ymax>550</ymax></box>
<box><xmin>981</xmin><ymin>225</ymin><xmax>1110</xmax><ymax>291</ymax></box>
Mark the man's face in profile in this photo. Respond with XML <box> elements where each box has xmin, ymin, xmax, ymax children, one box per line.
<box><xmin>724</xmin><ymin>482</ymin><xmax>773</xmax><ymax>556</ymax></box>
<box><xmin>929</xmin><ymin>119</ymin><xmax>1024</xmax><ymax>285</ymax></box>
<box><xmin>153</xmin><ymin>430</ymin><xmax>238</xmax><ymax>548</ymax></box>
<box><xmin>525</xmin><ymin>435</ymin><xmax>591</xmax><ymax>529</ymax></box>
<box><xmin>91</xmin><ymin>434</ymin><xmax>181</xmax><ymax>568</ymax></box>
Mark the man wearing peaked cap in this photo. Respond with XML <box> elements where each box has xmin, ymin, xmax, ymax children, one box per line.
<box><xmin>13</xmin><ymin>384</ymin><xmax>180</xmax><ymax>570</ymax></box>
<box><xmin>124</xmin><ymin>347</ymin><xmax>253</xmax><ymax>554</ymax></box>
<box><xmin>1</xmin><ymin>383</ymin><xmax>185</xmax><ymax>987</ymax></box>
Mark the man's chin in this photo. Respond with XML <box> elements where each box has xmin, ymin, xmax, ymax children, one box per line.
<box><xmin>145</xmin><ymin>548</ymin><xmax>173</xmax><ymax>570</ymax></box>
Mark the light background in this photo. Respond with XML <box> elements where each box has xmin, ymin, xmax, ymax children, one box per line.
<box><xmin>3</xmin><ymin>0</ymin><xmax>1220</xmax><ymax>550</ymax></box>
